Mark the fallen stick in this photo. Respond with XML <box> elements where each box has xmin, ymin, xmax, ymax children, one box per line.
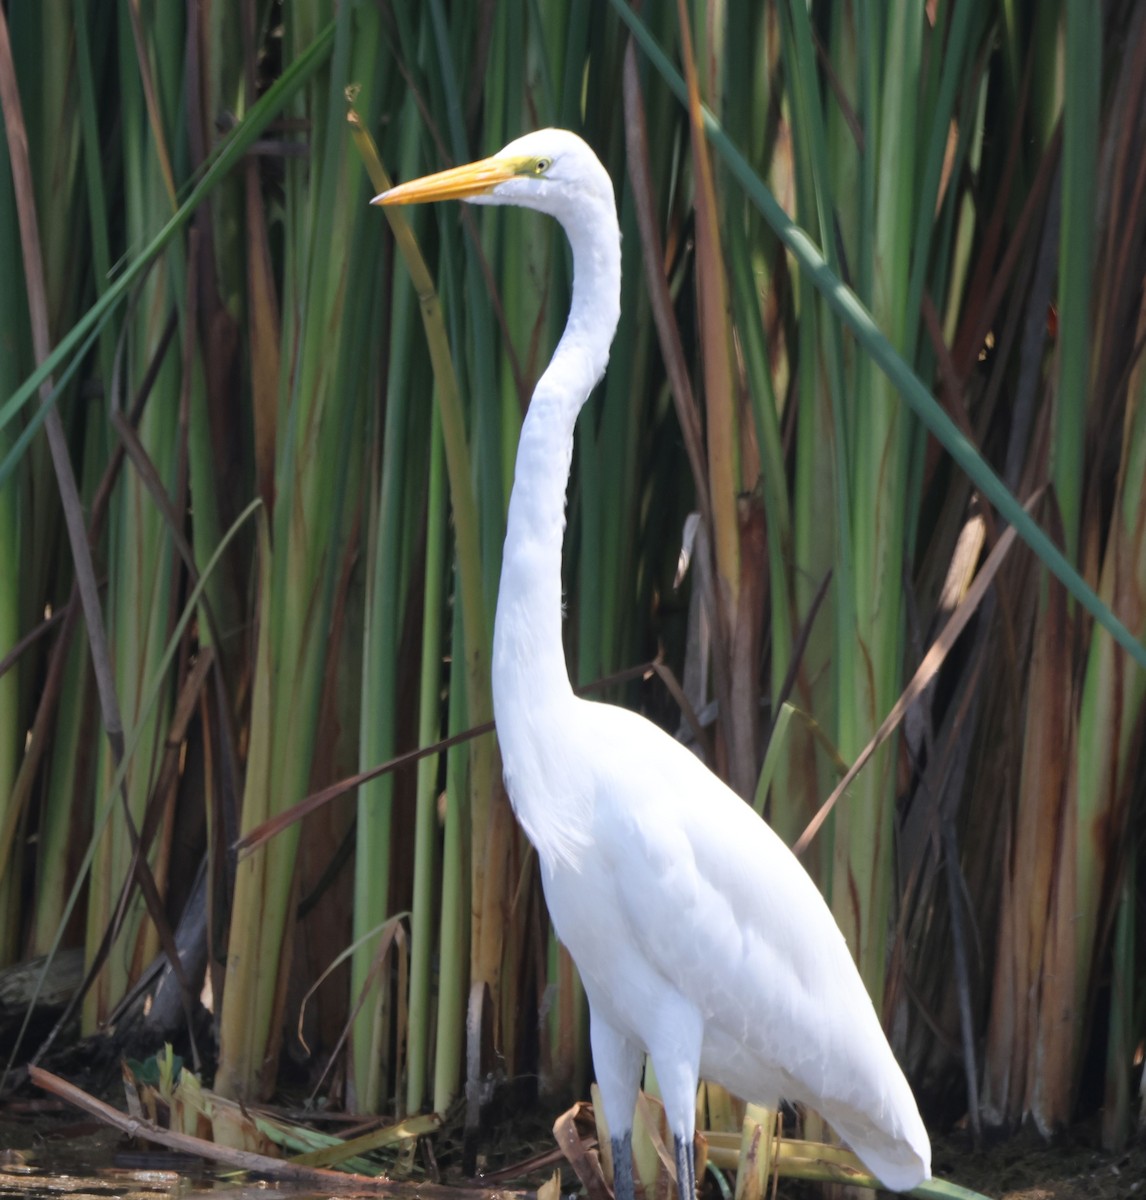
<box><xmin>27</xmin><ymin>1066</ymin><xmax>517</xmax><ymax>1198</ymax></box>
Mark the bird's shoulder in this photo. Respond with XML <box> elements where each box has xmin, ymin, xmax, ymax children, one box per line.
<box><xmin>573</xmin><ymin>701</ymin><xmax>822</xmax><ymax>919</ymax></box>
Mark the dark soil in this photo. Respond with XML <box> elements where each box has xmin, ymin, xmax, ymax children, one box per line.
<box><xmin>928</xmin><ymin>1126</ymin><xmax>1146</xmax><ymax>1199</ymax></box>
<box><xmin>2</xmin><ymin>1101</ymin><xmax>1145</xmax><ymax>1199</ymax></box>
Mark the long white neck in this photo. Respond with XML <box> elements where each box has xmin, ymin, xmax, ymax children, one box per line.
<box><xmin>492</xmin><ymin>194</ymin><xmax>622</xmax><ymax>724</ymax></box>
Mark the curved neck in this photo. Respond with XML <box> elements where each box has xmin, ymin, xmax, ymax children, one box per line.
<box><xmin>492</xmin><ymin>198</ymin><xmax>621</xmax><ymax>710</ymax></box>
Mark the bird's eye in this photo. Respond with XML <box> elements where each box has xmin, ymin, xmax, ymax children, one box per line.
<box><xmin>534</xmin><ymin>157</ymin><xmax>552</xmax><ymax>175</ymax></box>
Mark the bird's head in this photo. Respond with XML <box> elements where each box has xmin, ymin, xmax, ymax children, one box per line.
<box><xmin>372</xmin><ymin>128</ymin><xmax>613</xmax><ymax>223</ymax></box>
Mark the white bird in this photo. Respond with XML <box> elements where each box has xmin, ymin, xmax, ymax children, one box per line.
<box><xmin>375</xmin><ymin>129</ymin><xmax>931</xmax><ymax>1197</ymax></box>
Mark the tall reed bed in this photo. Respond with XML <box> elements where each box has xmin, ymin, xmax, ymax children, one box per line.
<box><xmin>1</xmin><ymin>0</ymin><xmax>1143</xmax><ymax>1151</ymax></box>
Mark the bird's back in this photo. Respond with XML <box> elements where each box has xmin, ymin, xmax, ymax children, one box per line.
<box><xmin>540</xmin><ymin>699</ymin><xmax>929</xmax><ymax>1192</ymax></box>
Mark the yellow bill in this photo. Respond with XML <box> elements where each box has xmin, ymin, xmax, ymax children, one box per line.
<box><xmin>372</xmin><ymin>155</ymin><xmax>525</xmax><ymax>206</ymax></box>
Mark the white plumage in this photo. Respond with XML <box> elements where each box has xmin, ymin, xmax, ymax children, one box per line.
<box><xmin>376</xmin><ymin>128</ymin><xmax>930</xmax><ymax>1197</ymax></box>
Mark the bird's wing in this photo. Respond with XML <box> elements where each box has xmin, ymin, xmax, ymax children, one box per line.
<box><xmin>591</xmin><ymin>709</ymin><xmax>865</xmax><ymax>1079</ymax></box>
<box><xmin>581</xmin><ymin>703</ymin><xmax>929</xmax><ymax>1187</ymax></box>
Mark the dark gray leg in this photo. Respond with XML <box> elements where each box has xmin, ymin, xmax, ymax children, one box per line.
<box><xmin>590</xmin><ymin>1014</ymin><xmax>642</xmax><ymax>1200</ymax></box>
<box><xmin>674</xmin><ymin>1133</ymin><xmax>696</xmax><ymax>1200</ymax></box>
<box><xmin>611</xmin><ymin>1129</ymin><xmax>634</xmax><ymax>1200</ymax></box>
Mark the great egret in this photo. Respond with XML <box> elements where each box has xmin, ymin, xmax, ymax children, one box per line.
<box><xmin>375</xmin><ymin>129</ymin><xmax>930</xmax><ymax>1197</ymax></box>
